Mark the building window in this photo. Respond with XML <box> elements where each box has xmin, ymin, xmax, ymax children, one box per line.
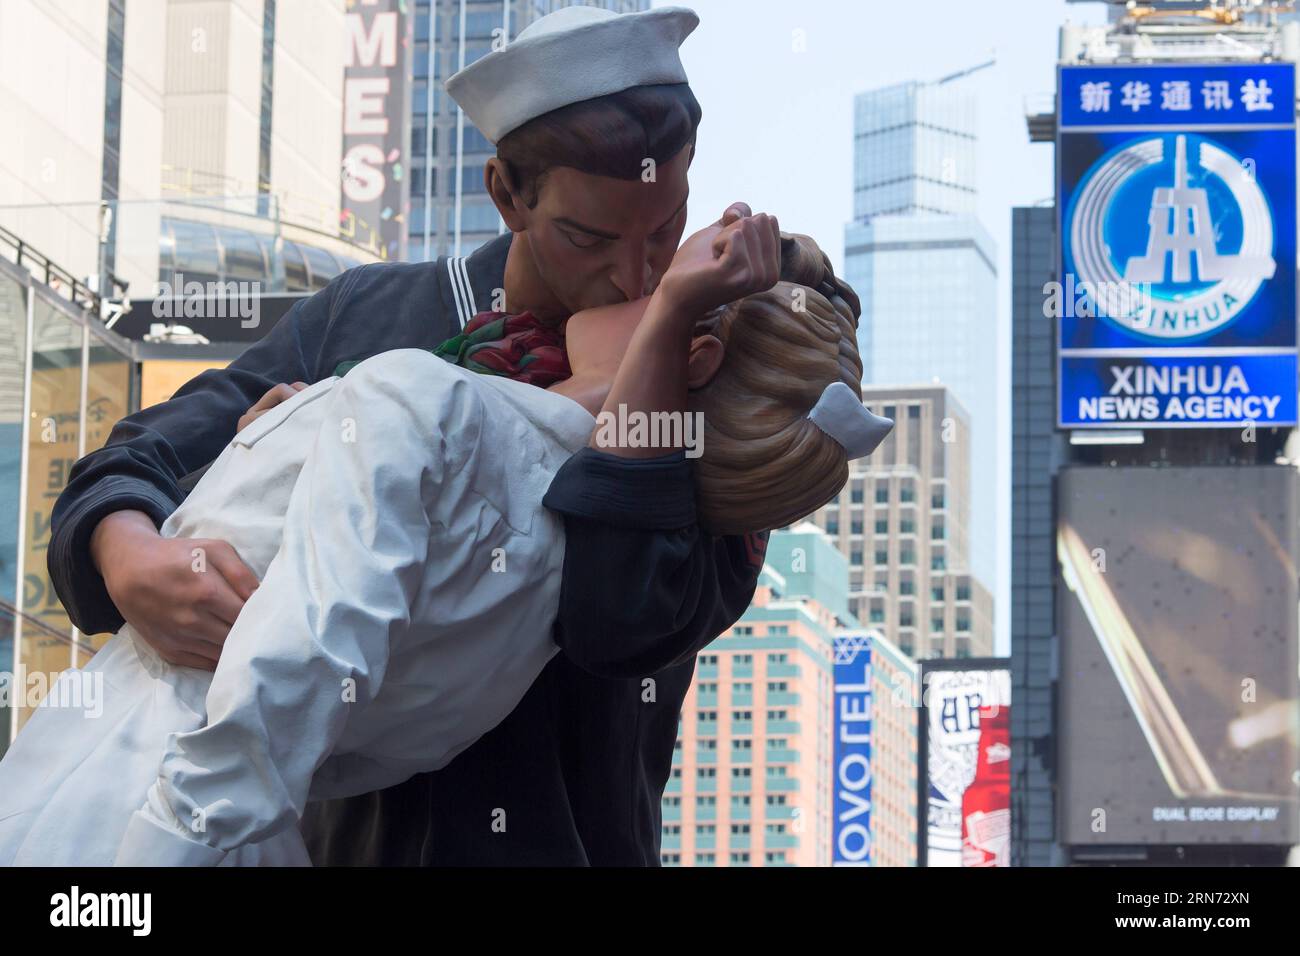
<box><xmin>827</xmin><ymin>519</ymin><xmax>839</xmax><ymax>534</ymax></box>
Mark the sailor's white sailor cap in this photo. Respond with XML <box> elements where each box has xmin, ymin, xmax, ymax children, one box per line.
<box><xmin>445</xmin><ymin>5</ymin><xmax>700</xmax><ymax>144</ymax></box>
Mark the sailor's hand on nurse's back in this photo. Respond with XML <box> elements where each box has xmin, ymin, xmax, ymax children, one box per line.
<box><xmin>658</xmin><ymin>211</ymin><xmax>781</xmax><ymax>319</ymax></box>
<box><xmin>237</xmin><ymin>381</ymin><xmax>308</xmax><ymax>434</ymax></box>
<box><xmin>90</xmin><ymin>510</ymin><xmax>260</xmax><ymax>670</ymax></box>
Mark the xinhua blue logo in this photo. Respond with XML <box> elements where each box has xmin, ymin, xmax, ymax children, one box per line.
<box><xmin>1068</xmin><ymin>132</ymin><xmax>1276</xmax><ymax>340</ymax></box>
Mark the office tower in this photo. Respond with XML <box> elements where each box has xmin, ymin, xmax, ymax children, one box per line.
<box><xmin>664</xmin><ymin>525</ymin><xmax>854</xmax><ymax>867</ymax></box>
<box><xmin>0</xmin><ymin>0</ymin><xmax>372</xmax><ymax>300</ymax></box>
<box><xmin>1009</xmin><ymin>205</ymin><xmax>1064</xmax><ymax>867</ymax></box>
<box><xmin>408</xmin><ymin>0</ymin><xmax>650</xmax><ymax>261</ymax></box>
<box><xmin>1046</xmin><ymin>4</ymin><xmax>1298</xmax><ymax>867</ymax></box>
<box><xmin>810</xmin><ymin>384</ymin><xmax>993</xmax><ymax>662</ymax></box>
<box><xmin>844</xmin><ymin>71</ymin><xmax>998</xmax><ymax>592</ymax></box>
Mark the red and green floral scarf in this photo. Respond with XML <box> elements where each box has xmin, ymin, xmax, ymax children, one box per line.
<box><xmin>334</xmin><ymin>309</ymin><xmax>571</xmax><ymax>388</ymax></box>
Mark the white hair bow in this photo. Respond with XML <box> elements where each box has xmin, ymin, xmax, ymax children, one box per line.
<box><xmin>807</xmin><ymin>382</ymin><xmax>893</xmax><ymax>460</ymax></box>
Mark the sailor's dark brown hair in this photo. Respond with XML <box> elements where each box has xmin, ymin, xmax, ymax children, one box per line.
<box><xmin>495</xmin><ymin>83</ymin><xmax>702</xmax><ymax>207</ymax></box>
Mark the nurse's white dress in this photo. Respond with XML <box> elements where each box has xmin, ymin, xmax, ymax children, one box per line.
<box><xmin>0</xmin><ymin>349</ymin><xmax>596</xmax><ymax>866</ymax></box>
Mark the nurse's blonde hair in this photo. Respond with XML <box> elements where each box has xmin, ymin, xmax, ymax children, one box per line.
<box><xmin>689</xmin><ymin>233</ymin><xmax>864</xmax><ymax>535</ymax></box>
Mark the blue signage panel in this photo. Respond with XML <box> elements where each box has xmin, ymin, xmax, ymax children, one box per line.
<box><xmin>832</xmin><ymin>636</ymin><xmax>872</xmax><ymax>866</ymax></box>
<box><xmin>1057</xmin><ymin>62</ymin><xmax>1298</xmax><ymax>428</ymax></box>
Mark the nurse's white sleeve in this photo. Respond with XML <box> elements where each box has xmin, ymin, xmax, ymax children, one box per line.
<box><xmin>114</xmin><ymin>356</ymin><xmax>474</xmax><ymax>866</ymax></box>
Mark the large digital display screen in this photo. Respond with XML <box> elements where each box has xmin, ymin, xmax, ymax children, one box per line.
<box><xmin>1057</xmin><ymin>466</ymin><xmax>1300</xmax><ymax>845</ymax></box>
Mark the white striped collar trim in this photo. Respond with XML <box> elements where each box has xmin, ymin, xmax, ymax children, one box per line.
<box><xmin>446</xmin><ymin>255</ymin><xmax>479</xmax><ymax>330</ymax></box>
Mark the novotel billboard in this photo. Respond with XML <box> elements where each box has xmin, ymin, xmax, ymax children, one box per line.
<box><xmin>832</xmin><ymin>635</ymin><xmax>872</xmax><ymax>866</ymax></box>
<box><xmin>1056</xmin><ymin>62</ymin><xmax>1298</xmax><ymax>428</ymax></box>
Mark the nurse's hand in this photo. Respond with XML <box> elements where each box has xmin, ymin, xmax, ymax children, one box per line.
<box><xmin>90</xmin><ymin>510</ymin><xmax>260</xmax><ymax>670</ymax></box>
<box><xmin>237</xmin><ymin>381</ymin><xmax>307</xmax><ymax>433</ymax></box>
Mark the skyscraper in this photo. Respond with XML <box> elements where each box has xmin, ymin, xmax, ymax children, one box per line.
<box><xmin>1009</xmin><ymin>205</ymin><xmax>1064</xmax><ymax>867</ymax></box>
<box><xmin>664</xmin><ymin>525</ymin><xmax>853</xmax><ymax>867</ymax></box>
<box><xmin>408</xmin><ymin>0</ymin><xmax>650</xmax><ymax>262</ymax></box>
<box><xmin>809</xmin><ymin>384</ymin><xmax>994</xmax><ymax>662</ymax></box>
<box><xmin>844</xmin><ymin>70</ymin><xmax>998</xmax><ymax>592</ymax></box>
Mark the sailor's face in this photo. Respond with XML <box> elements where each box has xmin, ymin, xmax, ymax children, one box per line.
<box><xmin>526</xmin><ymin>144</ymin><xmax>692</xmax><ymax>312</ymax></box>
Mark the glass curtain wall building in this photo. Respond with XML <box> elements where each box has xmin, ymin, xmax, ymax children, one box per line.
<box><xmin>844</xmin><ymin>74</ymin><xmax>998</xmax><ymax>594</ymax></box>
<box><xmin>0</xmin><ymin>250</ymin><xmax>137</xmax><ymax>753</ymax></box>
<box><xmin>408</xmin><ymin>0</ymin><xmax>651</xmax><ymax>262</ymax></box>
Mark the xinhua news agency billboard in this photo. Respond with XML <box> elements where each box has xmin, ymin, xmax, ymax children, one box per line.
<box><xmin>1057</xmin><ymin>62</ymin><xmax>1298</xmax><ymax>428</ymax></box>
<box><xmin>832</xmin><ymin>635</ymin><xmax>872</xmax><ymax>866</ymax></box>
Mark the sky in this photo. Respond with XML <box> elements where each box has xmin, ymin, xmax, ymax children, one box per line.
<box><xmin>661</xmin><ymin>0</ymin><xmax>1115</xmax><ymax>655</ymax></box>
